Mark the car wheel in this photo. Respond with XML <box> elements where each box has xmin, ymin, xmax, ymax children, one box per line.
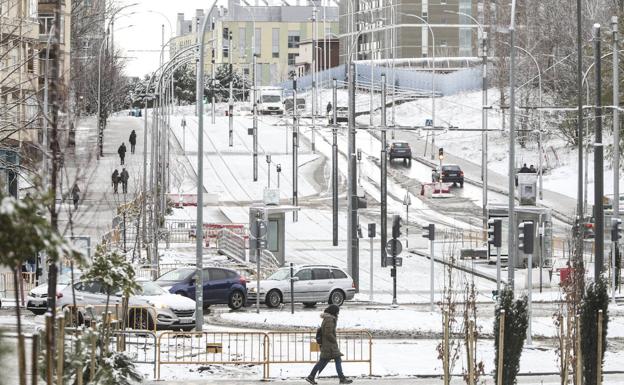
<box><xmin>266</xmin><ymin>290</ymin><xmax>282</xmax><ymax>308</ymax></box>
<box><xmin>328</xmin><ymin>290</ymin><xmax>345</xmax><ymax>306</ymax></box>
<box><xmin>228</xmin><ymin>290</ymin><xmax>245</xmax><ymax>310</ymax></box>
<box><xmin>30</xmin><ymin>309</ymin><xmax>46</xmax><ymax>316</ymax></box>
<box><xmin>303</xmin><ymin>302</ymin><xmax>317</xmax><ymax>308</ymax></box>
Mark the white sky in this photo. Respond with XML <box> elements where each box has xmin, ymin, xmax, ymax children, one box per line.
<box><xmin>114</xmin><ymin>0</ymin><xmax>217</xmax><ymax>77</ymax></box>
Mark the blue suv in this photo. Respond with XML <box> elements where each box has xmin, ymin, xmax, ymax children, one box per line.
<box><xmin>154</xmin><ymin>267</ymin><xmax>247</xmax><ymax>310</ymax></box>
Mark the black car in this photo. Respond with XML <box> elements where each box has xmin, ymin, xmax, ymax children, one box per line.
<box><xmin>436</xmin><ymin>164</ymin><xmax>464</xmax><ymax>187</ymax></box>
<box><xmin>388</xmin><ymin>142</ymin><xmax>412</xmax><ymax>162</ymax></box>
<box><xmin>328</xmin><ymin>106</ymin><xmax>349</xmax><ymax>123</ymax></box>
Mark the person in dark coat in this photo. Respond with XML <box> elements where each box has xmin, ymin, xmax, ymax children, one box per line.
<box><xmin>326</xmin><ymin>101</ymin><xmax>332</xmax><ymax>115</ymax></box>
<box><xmin>118</xmin><ymin>143</ymin><xmax>127</xmax><ymax>165</ymax></box>
<box><xmin>529</xmin><ymin>164</ymin><xmax>537</xmax><ymax>173</ymax></box>
<box><xmin>120</xmin><ymin>168</ymin><xmax>129</xmax><ymax>194</ymax></box>
<box><xmin>306</xmin><ymin>305</ymin><xmax>352</xmax><ymax>384</ymax></box>
<box><xmin>71</xmin><ymin>184</ymin><xmax>80</xmax><ymax>210</ymax></box>
<box><xmin>129</xmin><ymin>130</ymin><xmax>137</xmax><ymax>154</ymax></box>
<box><xmin>519</xmin><ymin>163</ymin><xmax>530</xmax><ymax>173</ymax></box>
<box><xmin>111</xmin><ymin>169</ymin><xmax>120</xmax><ymax>194</ymax></box>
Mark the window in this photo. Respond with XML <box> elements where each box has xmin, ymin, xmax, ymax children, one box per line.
<box><xmin>331</xmin><ymin>269</ymin><xmax>348</xmax><ymax>279</ymax></box>
<box><xmin>440</xmin><ymin>40</ymin><xmax>448</xmax><ymax>47</ymax></box>
<box><xmin>239</xmin><ymin>27</ymin><xmax>246</xmax><ymax>57</ymax></box>
<box><xmin>313</xmin><ymin>269</ymin><xmax>331</xmax><ymax>280</ymax></box>
<box><xmin>244</xmin><ymin>67</ymin><xmax>250</xmax><ymax>75</ymax></box>
<box><xmin>272</xmin><ymin>28</ymin><xmax>279</xmax><ymax>58</ymax></box>
<box><xmin>210</xmin><ymin>269</ymin><xmax>228</xmax><ymax>281</ymax></box>
<box><xmin>295</xmin><ymin>269</ymin><xmax>312</xmax><ymax>281</ymax></box>
<box><xmin>254</xmin><ymin>28</ymin><xmax>261</xmax><ymax>56</ymax></box>
<box><xmin>39</xmin><ymin>14</ymin><xmax>54</xmax><ymax>36</ymax></box>
<box><xmin>288</xmin><ymin>53</ymin><xmax>297</xmax><ymax>66</ymax></box>
<box><xmin>421</xmin><ymin>11</ymin><xmax>428</xmax><ymax>20</ymax></box>
<box><xmin>201</xmin><ymin>269</ymin><xmax>210</xmax><ymax>282</ymax></box>
<box><xmin>225</xmin><ymin>270</ymin><xmax>238</xmax><ymax>279</ymax></box>
<box><xmin>222</xmin><ymin>27</ymin><xmax>229</xmax><ymax>39</ymax></box>
<box><xmin>288</xmin><ymin>31</ymin><xmax>300</xmax><ymax>48</ymax></box>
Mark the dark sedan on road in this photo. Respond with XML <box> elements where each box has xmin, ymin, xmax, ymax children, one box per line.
<box><xmin>388</xmin><ymin>142</ymin><xmax>412</xmax><ymax>163</ymax></box>
<box><xmin>434</xmin><ymin>164</ymin><xmax>464</xmax><ymax>187</ymax></box>
<box><xmin>154</xmin><ymin>267</ymin><xmax>247</xmax><ymax>310</ymax></box>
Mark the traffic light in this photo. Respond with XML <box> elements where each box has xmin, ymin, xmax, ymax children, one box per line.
<box><xmin>392</xmin><ymin>215</ymin><xmax>402</xmax><ymax>239</ymax></box>
<box><xmin>368</xmin><ymin>223</ymin><xmax>376</xmax><ymax>238</ymax></box>
<box><xmin>487</xmin><ymin>218</ymin><xmax>502</xmax><ymax>248</ymax></box>
<box><xmin>422</xmin><ymin>223</ymin><xmax>435</xmax><ymax>241</ymax></box>
<box><xmin>518</xmin><ymin>221</ymin><xmax>534</xmax><ymax>254</ymax></box>
<box><xmin>438</xmin><ymin>148</ymin><xmax>444</xmax><ymax>160</ymax></box>
<box><xmin>612</xmin><ymin>218</ymin><xmax>622</xmax><ymax>242</ymax></box>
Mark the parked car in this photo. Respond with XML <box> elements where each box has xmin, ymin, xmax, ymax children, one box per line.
<box><xmin>58</xmin><ymin>280</ymin><xmax>196</xmax><ymax>331</ymax></box>
<box><xmin>26</xmin><ymin>271</ymin><xmax>82</xmax><ymax>315</ymax></box>
<box><xmin>388</xmin><ymin>142</ymin><xmax>412</xmax><ymax>162</ymax></box>
<box><xmin>154</xmin><ymin>267</ymin><xmax>247</xmax><ymax>310</ymax></box>
<box><xmin>247</xmin><ymin>265</ymin><xmax>355</xmax><ymax>308</ymax></box>
<box><xmin>435</xmin><ymin>164</ymin><xmax>464</xmax><ymax>187</ymax></box>
<box><xmin>328</xmin><ymin>106</ymin><xmax>349</xmax><ymax>123</ymax></box>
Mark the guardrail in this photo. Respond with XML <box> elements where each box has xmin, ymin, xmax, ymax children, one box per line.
<box><xmin>157</xmin><ymin>331</ymin><xmax>269</xmax><ymax>379</ymax></box>
<box><xmin>217</xmin><ymin>228</ymin><xmax>247</xmax><ymax>261</ymax></box>
<box><xmin>0</xmin><ymin>272</ymin><xmax>37</xmax><ymax>300</ymax></box>
<box><xmin>112</xmin><ymin>330</ymin><xmax>158</xmax><ymax>377</ymax></box>
<box><xmin>63</xmin><ymin>304</ymin><xmax>158</xmax><ymax>332</ymax></box>
<box><xmin>156</xmin><ymin>329</ymin><xmax>373</xmax><ymax>380</ymax></box>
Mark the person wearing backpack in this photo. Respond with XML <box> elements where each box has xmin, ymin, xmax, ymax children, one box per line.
<box><xmin>306</xmin><ymin>304</ymin><xmax>352</xmax><ymax>384</ymax></box>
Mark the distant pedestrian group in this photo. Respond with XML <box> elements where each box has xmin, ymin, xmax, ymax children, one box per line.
<box><xmin>112</xmin><ymin>129</ymin><xmax>137</xmax><ymax>195</ymax></box>
<box><xmin>112</xmin><ymin>168</ymin><xmax>129</xmax><ymax>194</ymax></box>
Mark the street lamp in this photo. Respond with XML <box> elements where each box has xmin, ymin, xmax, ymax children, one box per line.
<box><xmin>399</xmin><ymin>12</ymin><xmax>436</xmax><ymax>160</ymax></box>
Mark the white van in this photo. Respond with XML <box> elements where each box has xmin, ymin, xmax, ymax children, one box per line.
<box><xmin>258</xmin><ymin>87</ymin><xmax>284</xmax><ymax>115</ymax></box>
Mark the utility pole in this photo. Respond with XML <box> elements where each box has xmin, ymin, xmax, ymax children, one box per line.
<box><xmin>594</xmin><ymin>24</ymin><xmax>605</xmax><ymax>279</ymax></box>
<box><xmin>508</xmin><ymin>0</ymin><xmax>518</xmax><ymax>289</ymax></box>
<box><xmin>612</xmin><ymin>16</ymin><xmax>620</xmax><ymax>229</ymax></box>
<box><xmin>575</xmin><ymin>0</ymin><xmax>585</xmax><ymax>261</ymax></box>
<box><xmin>332</xmin><ymin>78</ymin><xmax>338</xmax><ymax>246</ymax></box>
<box><xmin>253</xmin><ymin>53</ymin><xmax>258</xmax><ymax>182</ymax></box>
<box><xmin>211</xmin><ymin>17</ymin><xmax>216</xmax><ymax>125</ymax></box>
<box><xmin>228</xmin><ymin>31</ymin><xmax>234</xmax><ymax>147</ymax></box>
<box><xmin>195</xmin><ymin>1</ymin><xmax>218</xmax><ymax>331</ymax></box>
<box><xmin>381</xmin><ymin>74</ymin><xmax>388</xmax><ymax>267</ymax></box>
<box><xmin>481</xmin><ymin>32</ymin><xmax>489</xmax><ymax>228</ymax></box>
<box><xmin>292</xmin><ymin>77</ymin><xmax>299</xmax><ymax>221</ymax></box>
<box><xmin>311</xmin><ymin>6</ymin><xmax>317</xmax><ymax>154</ymax></box>
<box><xmin>347</xmin><ymin>62</ymin><xmax>359</xmax><ymax>290</ymax></box>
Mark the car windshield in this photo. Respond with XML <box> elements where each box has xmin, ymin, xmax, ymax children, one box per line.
<box><xmin>336</xmin><ymin>107</ymin><xmax>348</xmax><ymax>111</ymax></box>
<box><xmin>57</xmin><ymin>272</ymin><xmax>81</xmax><ymax>285</ymax></box>
<box><xmin>443</xmin><ymin>165</ymin><xmax>461</xmax><ymax>171</ymax></box>
<box><xmin>156</xmin><ymin>268</ymin><xmax>194</xmax><ymax>282</ymax></box>
<box><xmin>262</xmin><ymin>95</ymin><xmax>281</xmax><ymax>103</ymax></box>
<box><xmin>266</xmin><ymin>268</ymin><xmax>291</xmax><ymax>281</ymax></box>
<box><xmin>393</xmin><ymin>143</ymin><xmax>408</xmax><ymax>148</ymax></box>
<box><xmin>138</xmin><ymin>282</ymin><xmax>167</xmax><ymax>296</ymax></box>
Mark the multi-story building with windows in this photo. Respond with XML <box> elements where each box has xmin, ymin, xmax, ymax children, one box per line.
<box><xmin>339</xmin><ymin>0</ymin><xmax>479</xmax><ymax>65</ymax></box>
<box><xmin>171</xmin><ymin>0</ymin><xmax>339</xmax><ymax>86</ymax></box>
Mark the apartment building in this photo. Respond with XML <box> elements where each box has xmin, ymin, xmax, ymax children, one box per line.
<box><xmin>171</xmin><ymin>0</ymin><xmax>339</xmax><ymax>86</ymax></box>
<box><xmin>339</xmin><ymin>0</ymin><xmax>479</xmax><ymax>64</ymax></box>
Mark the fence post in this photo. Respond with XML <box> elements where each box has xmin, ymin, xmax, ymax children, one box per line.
<box><xmin>57</xmin><ymin>315</ymin><xmax>65</xmax><ymax>385</ymax></box>
<box><xmin>560</xmin><ymin>313</ymin><xmax>568</xmax><ymax>385</ymax></box>
<box><xmin>156</xmin><ymin>333</ymin><xmax>161</xmax><ymax>380</ymax></box>
<box><xmin>76</xmin><ymin>332</ymin><xmax>83</xmax><ymax>385</ymax></box>
<box><xmin>90</xmin><ymin>333</ymin><xmax>96</xmax><ymax>381</ymax></box>
<box><xmin>467</xmin><ymin>320</ymin><xmax>475</xmax><ymax>385</ymax></box>
<box><xmin>45</xmin><ymin>313</ymin><xmax>53</xmax><ymax>385</ymax></box>
<box><xmin>31</xmin><ymin>334</ymin><xmax>38</xmax><ymax>385</ymax></box>
<box><xmin>497</xmin><ymin>310</ymin><xmax>505</xmax><ymax>385</ymax></box>
<box><xmin>575</xmin><ymin>314</ymin><xmax>582</xmax><ymax>385</ymax></box>
<box><xmin>443</xmin><ymin>310</ymin><xmax>450</xmax><ymax>385</ymax></box>
<box><xmin>368</xmin><ymin>331</ymin><xmax>373</xmax><ymax>376</ymax></box>
<box><xmin>597</xmin><ymin>310</ymin><xmax>603</xmax><ymax>385</ymax></box>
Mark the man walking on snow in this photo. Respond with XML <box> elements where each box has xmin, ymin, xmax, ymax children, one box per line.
<box><xmin>118</xmin><ymin>142</ymin><xmax>127</xmax><ymax>165</ymax></box>
<box><xmin>120</xmin><ymin>168</ymin><xmax>129</xmax><ymax>194</ymax></box>
<box><xmin>129</xmin><ymin>130</ymin><xmax>137</xmax><ymax>154</ymax></box>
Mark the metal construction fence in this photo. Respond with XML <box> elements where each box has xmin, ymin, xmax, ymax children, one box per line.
<box><xmin>0</xmin><ymin>272</ymin><xmax>37</xmax><ymax>300</ymax></box>
<box><xmin>156</xmin><ymin>329</ymin><xmax>373</xmax><ymax>380</ymax></box>
<box><xmin>63</xmin><ymin>304</ymin><xmax>158</xmax><ymax>333</ymax></box>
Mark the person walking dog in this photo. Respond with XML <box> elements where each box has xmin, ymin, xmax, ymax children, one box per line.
<box><xmin>306</xmin><ymin>305</ymin><xmax>353</xmax><ymax>384</ymax></box>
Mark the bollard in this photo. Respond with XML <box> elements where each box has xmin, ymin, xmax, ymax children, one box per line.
<box><xmin>497</xmin><ymin>310</ymin><xmax>505</xmax><ymax>385</ymax></box>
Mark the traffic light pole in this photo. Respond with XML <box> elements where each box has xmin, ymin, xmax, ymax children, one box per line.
<box><xmin>430</xmin><ymin>238</ymin><xmax>435</xmax><ymax>311</ymax></box>
<box><xmin>253</xmin><ymin>54</ymin><xmax>258</xmax><ymax>182</ymax></box>
<box><xmin>381</xmin><ymin>74</ymin><xmax>388</xmax><ymax>267</ymax></box>
<box><xmin>527</xmin><ymin>251</ymin><xmax>533</xmax><ymax>346</ymax></box>
<box><xmin>370</xmin><ymin>236</ymin><xmax>374</xmax><ymax>302</ymax></box>
<box><xmin>593</xmin><ymin>24</ymin><xmax>605</xmax><ymax>280</ymax></box>
<box><xmin>292</xmin><ymin>77</ymin><xmax>299</xmax><ymax>222</ymax></box>
<box><xmin>347</xmin><ymin>62</ymin><xmax>359</xmax><ymax>290</ymax></box>
<box><xmin>496</xmin><ymin>246</ymin><xmax>501</xmax><ymax>293</ymax></box>
<box><xmin>332</xmin><ymin>79</ymin><xmax>338</xmax><ymax>246</ymax></box>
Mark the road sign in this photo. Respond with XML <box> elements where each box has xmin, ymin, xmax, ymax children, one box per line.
<box><xmin>384</xmin><ymin>256</ymin><xmax>403</xmax><ymax>267</ymax></box>
<box><xmin>385</xmin><ymin>239</ymin><xmax>403</xmax><ymax>256</ymax></box>
<box><xmin>425</xmin><ymin>119</ymin><xmax>433</xmax><ymax>127</ymax></box>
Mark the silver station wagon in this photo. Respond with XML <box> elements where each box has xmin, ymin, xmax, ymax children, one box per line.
<box><xmin>248</xmin><ymin>265</ymin><xmax>356</xmax><ymax>308</ymax></box>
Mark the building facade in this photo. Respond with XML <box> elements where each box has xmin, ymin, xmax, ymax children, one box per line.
<box><xmin>171</xmin><ymin>0</ymin><xmax>339</xmax><ymax>86</ymax></box>
<box><xmin>339</xmin><ymin>0</ymin><xmax>479</xmax><ymax>64</ymax></box>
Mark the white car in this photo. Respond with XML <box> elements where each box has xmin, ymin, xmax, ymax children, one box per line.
<box><xmin>58</xmin><ymin>280</ymin><xmax>196</xmax><ymax>331</ymax></box>
<box><xmin>26</xmin><ymin>272</ymin><xmax>82</xmax><ymax>315</ymax></box>
<box><xmin>247</xmin><ymin>265</ymin><xmax>355</xmax><ymax>308</ymax></box>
